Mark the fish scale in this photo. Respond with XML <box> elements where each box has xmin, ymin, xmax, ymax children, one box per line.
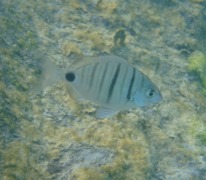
<box><xmin>64</xmin><ymin>55</ymin><xmax>162</xmax><ymax>118</ymax></box>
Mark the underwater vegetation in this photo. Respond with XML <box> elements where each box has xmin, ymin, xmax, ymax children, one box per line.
<box><xmin>188</xmin><ymin>51</ymin><xmax>206</xmax><ymax>96</ymax></box>
<box><xmin>197</xmin><ymin>131</ymin><xmax>206</xmax><ymax>145</ymax></box>
<box><xmin>1</xmin><ymin>0</ymin><xmax>206</xmax><ymax>179</ymax></box>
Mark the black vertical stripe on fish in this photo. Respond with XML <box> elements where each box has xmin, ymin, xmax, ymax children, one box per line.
<box><xmin>98</xmin><ymin>61</ymin><xmax>109</xmax><ymax>98</ymax></box>
<box><xmin>127</xmin><ymin>67</ymin><xmax>136</xmax><ymax>100</ymax></box>
<box><xmin>107</xmin><ymin>63</ymin><xmax>121</xmax><ymax>102</ymax></box>
<box><xmin>120</xmin><ymin>65</ymin><xmax>129</xmax><ymax>98</ymax></box>
<box><xmin>89</xmin><ymin>63</ymin><xmax>98</xmax><ymax>88</ymax></box>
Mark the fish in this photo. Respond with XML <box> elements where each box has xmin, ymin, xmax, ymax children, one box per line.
<box><xmin>39</xmin><ymin>55</ymin><xmax>162</xmax><ymax>118</ymax></box>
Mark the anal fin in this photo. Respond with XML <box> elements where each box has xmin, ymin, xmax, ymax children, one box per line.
<box><xmin>96</xmin><ymin>107</ymin><xmax>118</xmax><ymax>119</ymax></box>
<box><xmin>65</xmin><ymin>83</ymin><xmax>84</xmax><ymax>101</ymax></box>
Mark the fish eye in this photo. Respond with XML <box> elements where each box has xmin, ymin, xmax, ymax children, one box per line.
<box><xmin>65</xmin><ymin>72</ymin><xmax>75</xmax><ymax>82</ymax></box>
<box><xmin>145</xmin><ymin>89</ymin><xmax>156</xmax><ymax>98</ymax></box>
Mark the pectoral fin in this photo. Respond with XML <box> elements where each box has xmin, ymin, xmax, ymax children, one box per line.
<box><xmin>65</xmin><ymin>83</ymin><xmax>84</xmax><ymax>101</ymax></box>
<box><xmin>96</xmin><ymin>107</ymin><xmax>118</xmax><ymax>119</ymax></box>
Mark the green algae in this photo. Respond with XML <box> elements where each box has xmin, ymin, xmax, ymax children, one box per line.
<box><xmin>74</xmin><ymin>119</ymin><xmax>149</xmax><ymax>179</ymax></box>
<box><xmin>197</xmin><ymin>132</ymin><xmax>206</xmax><ymax>145</ymax></box>
<box><xmin>188</xmin><ymin>51</ymin><xmax>206</xmax><ymax>96</ymax></box>
<box><xmin>1</xmin><ymin>141</ymin><xmax>48</xmax><ymax>179</ymax></box>
<box><xmin>0</xmin><ymin>1</ymin><xmax>45</xmax><ymax>179</ymax></box>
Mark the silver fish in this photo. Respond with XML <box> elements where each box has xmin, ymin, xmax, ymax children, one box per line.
<box><xmin>64</xmin><ymin>55</ymin><xmax>162</xmax><ymax>118</ymax></box>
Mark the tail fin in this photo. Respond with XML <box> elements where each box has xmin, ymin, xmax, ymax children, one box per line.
<box><xmin>40</xmin><ymin>58</ymin><xmax>62</xmax><ymax>89</ymax></box>
<box><xmin>31</xmin><ymin>54</ymin><xmax>63</xmax><ymax>94</ymax></box>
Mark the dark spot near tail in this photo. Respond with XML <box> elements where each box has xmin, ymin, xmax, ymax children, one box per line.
<box><xmin>65</xmin><ymin>72</ymin><xmax>75</xmax><ymax>82</ymax></box>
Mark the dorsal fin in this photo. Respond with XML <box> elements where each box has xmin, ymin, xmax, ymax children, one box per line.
<box><xmin>68</xmin><ymin>54</ymin><xmax>128</xmax><ymax>70</ymax></box>
<box><xmin>68</xmin><ymin>55</ymin><xmax>100</xmax><ymax>69</ymax></box>
<box><xmin>98</xmin><ymin>54</ymin><xmax>128</xmax><ymax>64</ymax></box>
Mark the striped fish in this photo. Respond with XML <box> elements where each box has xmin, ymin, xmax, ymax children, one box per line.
<box><xmin>65</xmin><ymin>55</ymin><xmax>162</xmax><ymax>118</ymax></box>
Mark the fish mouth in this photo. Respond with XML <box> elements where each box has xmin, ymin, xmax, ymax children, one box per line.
<box><xmin>159</xmin><ymin>93</ymin><xmax>163</xmax><ymax>101</ymax></box>
<box><xmin>149</xmin><ymin>93</ymin><xmax>163</xmax><ymax>105</ymax></box>
<box><xmin>155</xmin><ymin>94</ymin><xmax>163</xmax><ymax>103</ymax></box>
<box><xmin>154</xmin><ymin>90</ymin><xmax>163</xmax><ymax>101</ymax></box>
